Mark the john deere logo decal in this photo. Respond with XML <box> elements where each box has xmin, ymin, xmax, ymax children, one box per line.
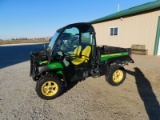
<box><xmin>52</xmin><ymin>65</ymin><xmax>56</xmax><ymax>68</ymax></box>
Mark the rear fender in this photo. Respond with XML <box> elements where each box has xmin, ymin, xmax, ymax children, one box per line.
<box><xmin>105</xmin><ymin>62</ymin><xmax>125</xmax><ymax>76</ymax></box>
<box><xmin>105</xmin><ymin>56</ymin><xmax>134</xmax><ymax>66</ymax></box>
<box><xmin>104</xmin><ymin>56</ymin><xmax>132</xmax><ymax>74</ymax></box>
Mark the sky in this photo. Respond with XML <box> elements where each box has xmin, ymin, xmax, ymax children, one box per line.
<box><xmin>0</xmin><ymin>0</ymin><xmax>156</xmax><ymax>40</ymax></box>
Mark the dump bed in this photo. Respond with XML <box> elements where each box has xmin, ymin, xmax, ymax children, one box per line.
<box><xmin>97</xmin><ymin>45</ymin><xmax>134</xmax><ymax>63</ymax></box>
<box><xmin>98</xmin><ymin>45</ymin><xmax>130</xmax><ymax>54</ymax></box>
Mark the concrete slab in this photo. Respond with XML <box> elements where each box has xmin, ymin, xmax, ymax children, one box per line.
<box><xmin>128</xmin><ymin>55</ymin><xmax>160</xmax><ymax>72</ymax></box>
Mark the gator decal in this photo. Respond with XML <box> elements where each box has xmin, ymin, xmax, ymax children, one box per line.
<box><xmin>100</xmin><ymin>52</ymin><xmax>128</xmax><ymax>61</ymax></box>
<box><xmin>48</xmin><ymin>62</ymin><xmax>64</xmax><ymax>69</ymax></box>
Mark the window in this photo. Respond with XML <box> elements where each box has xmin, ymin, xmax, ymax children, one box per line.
<box><xmin>81</xmin><ymin>32</ymin><xmax>91</xmax><ymax>44</ymax></box>
<box><xmin>110</xmin><ymin>27</ymin><xmax>118</xmax><ymax>36</ymax></box>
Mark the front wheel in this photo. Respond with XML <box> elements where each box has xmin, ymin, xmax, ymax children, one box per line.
<box><xmin>105</xmin><ymin>64</ymin><xmax>126</xmax><ymax>86</ymax></box>
<box><xmin>36</xmin><ymin>75</ymin><xmax>63</xmax><ymax>100</ymax></box>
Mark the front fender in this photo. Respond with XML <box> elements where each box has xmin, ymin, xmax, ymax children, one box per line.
<box><xmin>37</xmin><ymin>62</ymin><xmax>68</xmax><ymax>87</ymax></box>
<box><xmin>38</xmin><ymin>62</ymin><xmax>64</xmax><ymax>74</ymax></box>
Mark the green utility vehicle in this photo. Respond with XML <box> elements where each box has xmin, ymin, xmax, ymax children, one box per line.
<box><xmin>30</xmin><ymin>23</ymin><xmax>134</xmax><ymax>100</ymax></box>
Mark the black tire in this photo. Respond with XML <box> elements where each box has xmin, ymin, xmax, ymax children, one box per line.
<box><xmin>105</xmin><ymin>64</ymin><xmax>126</xmax><ymax>86</ymax></box>
<box><xmin>36</xmin><ymin>75</ymin><xmax>63</xmax><ymax>100</ymax></box>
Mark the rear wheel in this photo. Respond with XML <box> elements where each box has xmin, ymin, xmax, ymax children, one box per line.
<box><xmin>36</xmin><ymin>75</ymin><xmax>63</xmax><ymax>100</ymax></box>
<box><xmin>105</xmin><ymin>64</ymin><xmax>126</xmax><ymax>86</ymax></box>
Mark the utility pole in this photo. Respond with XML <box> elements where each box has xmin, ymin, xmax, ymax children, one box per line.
<box><xmin>118</xmin><ymin>4</ymin><xmax>120</xmax><ymax>12</ymax></box>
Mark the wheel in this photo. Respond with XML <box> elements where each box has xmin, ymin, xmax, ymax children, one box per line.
<box><xmin>36</xmin><ymin>75</ymin><xmax>63</xmax><ymax>100</ymax></box>
<box><xmin>105</xmin><ymin>64</ymin><xmax>126</xmax><ymax>86</ymax></box>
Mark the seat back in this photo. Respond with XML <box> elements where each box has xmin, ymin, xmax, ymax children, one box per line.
<box><xmin>74</xmin><ymin>45</ymin><xmax>82</xmax><ymax>57</ymax></box>
<box><xmin>81</xmin><ymin>46</ymin><xmax>91</xmax><ymax>61</ymax></box>
<box><xmin>71</xmin><ymin>45</ymin><xmax>91</xmax><ymax>65</ymax></box>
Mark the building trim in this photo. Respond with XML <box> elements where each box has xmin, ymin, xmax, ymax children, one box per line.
<box><xmin>154</xmin><ymin>16</ymin><xmax>160</xmax><ymax>55</ymax></box>
<box><xmin>90</xmin><ymin>1</ymin><xmax>160</xmax><ymax>24</ymax></box>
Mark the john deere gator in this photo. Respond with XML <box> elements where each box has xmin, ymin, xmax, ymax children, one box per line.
<box><xmin>30</xmin><ymin>23</ymin><xmax>134</xmax><ymax>100</ymax></box>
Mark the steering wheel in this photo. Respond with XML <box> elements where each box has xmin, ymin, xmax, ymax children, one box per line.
<box><xmin>59</xmin><ymin>50</ymin><xmax>71</xmax><ymax>57</ymax></box>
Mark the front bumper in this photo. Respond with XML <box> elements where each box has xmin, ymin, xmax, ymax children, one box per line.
<box><xmin>30</xmin><ymin>51</ymin><xmax>49</xmax><ymax>81</ymax></box>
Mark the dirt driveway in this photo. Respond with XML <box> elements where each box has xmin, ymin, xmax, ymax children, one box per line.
<box><xmin>0</xmin><ymin>44</ymin><xmax>160</xmax><ymax>120</ymax></box>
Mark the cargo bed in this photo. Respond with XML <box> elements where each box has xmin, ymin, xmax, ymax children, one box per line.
<box><xmin>98</xmin><ymin>45</ymin><xmax>131</xmax><ymax>54</ymax></box>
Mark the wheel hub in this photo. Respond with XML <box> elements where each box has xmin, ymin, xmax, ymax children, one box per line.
<box><xmin>113</xmin><ymin>70</ymin><xmax>123</xmax><ymax>83</ymax></box>
<box><xmin>41</xmin><ymin>81</ymin><xmax>58</xmax><ymax>96</ymax></box>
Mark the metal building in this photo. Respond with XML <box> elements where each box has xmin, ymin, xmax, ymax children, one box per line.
<box><xmin>90</xmin><ymin>1</ymin><xmax>160</xmax><ymax>55</ymax></box>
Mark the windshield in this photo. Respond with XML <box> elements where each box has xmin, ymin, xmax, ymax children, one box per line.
<box><xmin>48</xmin><ymin>32</ymin><xmax>60</xmax><ymax>51</ymax></box>
<box><xmin>48</xmin><ymin>23</ymin><xmax>95</xmax><ymax>57</ymax></box>
<box><xmin>50</xmin><ymin>27</ymin><xmax>80</xmax><ymax>56</ymax></box>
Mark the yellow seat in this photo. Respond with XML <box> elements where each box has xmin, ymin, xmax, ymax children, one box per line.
<box><xmin>73</xmin><ymin>45</ymin><xmax>82</xmax><ymax>57</ymax></box>
<box><xmin>71</xmin><ymin>46</ymin><xmax>91</xmax><ymax>65</ymax></box>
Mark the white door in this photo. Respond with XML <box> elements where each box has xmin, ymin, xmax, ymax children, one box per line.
<box><xmin>157</xmin><ymin>37</ymin><xmax>160</xmax><ymax>55</ymax></box>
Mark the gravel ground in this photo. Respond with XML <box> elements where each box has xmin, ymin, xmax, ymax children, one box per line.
<box><xmin>0</xmin><ymin>44</ymin><xmax>160</xmax><ymax>120</ymax></box>
<box><xmin>1</xmin><ymin>61</ymin><xmax>160</xmax><ymax>120</ymax></box>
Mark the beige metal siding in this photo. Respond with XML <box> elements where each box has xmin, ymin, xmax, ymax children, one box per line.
<box><xmin>92</xmin><ymin>9</ymin><xmax>160</xmax><ymax>55</ymax></box>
